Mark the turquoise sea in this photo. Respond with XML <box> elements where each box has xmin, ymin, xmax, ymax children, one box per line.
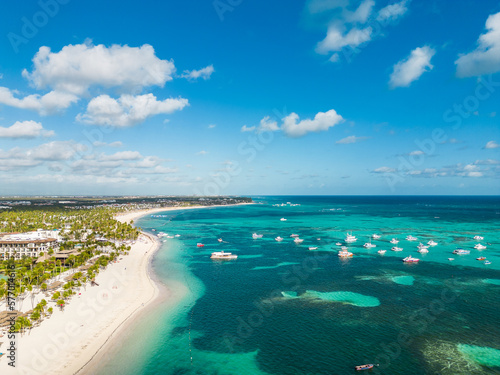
<box><xmin>95</xmin><ymin>196</ymin><xmax>500</xmax><ymax>375</ymax></box>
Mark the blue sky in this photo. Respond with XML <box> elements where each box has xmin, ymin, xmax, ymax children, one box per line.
<box><xmin>0</xmin><ymin>0</ymin><xmax>499</xmax><ymax>195</ymax></box>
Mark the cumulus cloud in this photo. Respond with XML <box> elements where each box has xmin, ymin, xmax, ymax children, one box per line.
<box><xmin>389</xmin><ymin>46</ymin><xmax>435</xmax><ymax>88</ymax></box>
<box><xmin>484</xmin><ymin>140</ymin><xmax>500</xmax><ymax>149</ymax></box>
<box><xmin>256</xmin><ymin>116</ymin><xmax>279</xmax><ymax>133</ymax></box>
<box><xmin>196</xmin><ymin>150</ymin><xmax>208</xmax><ymax>155</ymax></box>
<box><xmin>281</xmin><ymin>109</ymin><xmax>344</xmax><ymax>137</ymax></box>
<box><xmin>311</xmin><ymin>0</ymin><xmax>409</xmax><ymax>60</ymax></box>
<box><xmin>22</xmin><ymin>42</ymin><xmax>176</xmax><ymax>95</ymax></box>
<box><xmin>181</xmin><ymin>65</ymin><xmax>214</xmax><ymax>81</ymax></box>
<box><xmin>241</xmin><ymin>125</ymin><xmax>256</xmax><ymax>132</ymax></box>
<box><xmin>377</xmin><ymin>0</ymin><xmax>408</xmax><ymax>21</ymax></box>
<box><xmin>455</xmin><ymin>12</ymin><xmax>500</xmax><ymax>77</ymax></box>
<box><xmin>0</xmin><ymin>87</ymin><xmax>78</xmax><ymax>115</ymax></box>
<box><xmin>336</xmin><ymin>135</ymin><xmax>369</xmax><ymax>144</ymax></box>
<box><xmin>101</xmin><ymin>151</ymin><xmax>142</xmax><ymax>161</ymax></box>
<box><xmin>0</xmin><ymin>121</ymin><xmax>54</xmax><ymax>138</ymax></box>
<box><xmin>77</xmin><ymin>94</ymin><xmax>189</xmax><ymax>127</ymax></box>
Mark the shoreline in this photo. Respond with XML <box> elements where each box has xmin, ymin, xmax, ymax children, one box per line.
<box><xmin>0</xmin><ymin>203</ymin><xmax>250</xmax><ymax>375</ymax></box>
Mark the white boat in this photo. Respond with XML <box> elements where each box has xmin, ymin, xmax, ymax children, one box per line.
<box><xmin>363</xmin><ymin>241</ymin><xmax>376</xmax><ymax>248</ymax></box>
<box><xmin>210</xmin><ymin>251</ymin><xmax>237</xmax><ymax>260</ymax></box>
<box><xmin>372</xmin><ymin>234</ymin><xmax>381</xmax><ymax>239</ymax></box>
<box><xmin>448</xmin><ymin>258</ymin><xmax>454</xmax><ymax>261</ymax></box>
<box><xmin>293</xmin><ymin>238</ymin><xmax>304</xmax><ymax>243</ymax></box>
<box><xmin>218</xmin><ymin>238</ymin><xmax>223</xmax><ymax>243</ymax></box>
<box><xmin>252</xmin><ymin>233</ymin><xmax>263</xmax><ymax>239</ymax></box>
<box><xmin>406</xmin><ymin>235</ymin><xmax>418</xmax><ymax>241</ymax></box>
<box><xmin>308</xmin><ymin>247</ymin><xmax>318</xmax><ymax>250</ymax></box>
<box><xmin>157</xmin><ymin>232</ymin><xmax>167</xmax><ymax>238</ymax></box>
<box><xmin>417</xmin><ymin>243</ymin><xmax>429</xmax><ymax>250</ymax></box>
<box><xmin>290</xmin><ymin>234</ymin><xmax>299</xmax><ymax>238</ymax></box>
<box><xmin>338</xmin><ymin>250</ymin><xmax>353</xmax><ymax>258</ymax></box>
<box><xmin>391</xmin><ymin>246</ymin><xmax>403</xmax><ymax>252</ymax></box>
<box><xmin>474</xmin><ymin>243</ymin><xmax>486</xmax><ymax>250</ymax></box>
<box><xmin>275</xmin><ymin>236</ymin><xmax>283</xmax><ymax>242</ymax></box>
<box><xmin>390</xmin><ymin>238</ymin><xmax>399</xmax><ymax>244</ymax></box>
<box><xmin>473</xmin><ymin>235</ymin><xmax>484</xmax><ymax>240</ymax></box>
<box><xmin>484</xmin><ymin>261</ymin><xmax>491</xmax><ymax>265</ymax></box>
<box><xmin>427</xmin><ymin>240</ymin><xmax>437</xmax><ymax>246</ymax></box>
<box><xmin>453</xmin><ymin>248</ymin><xmax>470</xmax><ymax>255</ymax></box>
<box><xmin>341</xmin><ymin>246</ymin><xmax>348</xmax><ymax>250</ymax></box>
<box><xmin>174</xmin><ymin>234</ymin><xmax>181</xmax><ymax>237</ymax></box>
<box><xmin>335</xmin><ymin>242</ymin><xmax>343</xmax><ymax>246</ymax></box>
<box><xmin>417</xmin><ymin>248</ymin><xmax>429</xmax><ymax>253</ymax></box>
<box><xmin>377</xmin><ymin>250</ymin><xmax>386</xmax><ymax>254</ymax></box>
<box><xmin>345</xmin><ymin>232</ymin><xmax>357</xmax><ymax>243</ymax></box>
<box><xmin>167</xmin><ymin>235</ymin><xmax>175</xmax><ymax>239</ymax></box>
<box><xmin>403</xmin><ymin>256</ymin><xmax>420</xmax><ymax>263</ymax></box>
<box><xmin>280</xmin><ymin>218</ymin><xmax>287</xmax><ymax>221</ymax></box>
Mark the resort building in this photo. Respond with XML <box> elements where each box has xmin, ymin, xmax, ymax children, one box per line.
<box><xmin>0</xmin><ymin>231</ymin><xmax>59</xmax><ymax>259</ymax></box>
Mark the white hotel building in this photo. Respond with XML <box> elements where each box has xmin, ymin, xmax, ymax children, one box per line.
<box><xmin>0</xmin><ymin>230</ymin><xmax>60</xmax><ymax>260</ymax></box>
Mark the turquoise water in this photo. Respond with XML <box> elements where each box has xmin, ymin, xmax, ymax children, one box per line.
<box><xmin>96</xmin><ymin>196</ymin><xmax>500</xmax><ymax>374</ymax></box>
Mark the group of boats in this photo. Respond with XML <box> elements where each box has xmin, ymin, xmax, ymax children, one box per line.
<box><xmin>203</xmin><ymin>232</ymin><xmax>491</xmax><ymax>264</ymax></box>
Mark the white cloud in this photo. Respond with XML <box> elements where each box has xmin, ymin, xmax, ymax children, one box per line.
<box><xmin>0</xmin><ymin>121</ymin><xmax>54</xmax><ymax>138</ymax></box>
<box><xmin>181</xmin><ymin>65</ymin><xmax>214</xmax><ymax>81</ymax></box>
<box><xmin>377</xmin><ymin>0</ymin><xmax>408</xmax><ymax>22</ymax></box>
<box><xmin>485</xmin><ymin>140</ymin><xmax>500</xmax><ymax>149</ymax></box>
<box><xmin>257</xmin><ymin>116</ymin><xmax>279</xmax><ymax>133</ymax></box>
<box><xmin>409</xmin><ymin>150</ymin><xmax>424</xmax><ymax>156</ymax></box>
<box><xmin>0</xmin><ymin>87</ymin><xmax>78</xmax><ymax>115</ymax></box>
<box><xmin>311</xmin><ymin>0</ymin><xmax>409</xmax><ymax>60</ymax></box>
<box><xmin>0</xmin><ymin>141</ymin><xmax>82</xmax><ymax>165</ymax></box>
<box><xmin>196</xmin><ymin>150</ymin><xmax>208</xmax><ymax>155</ymax></box>
<box><xmin>208</xmin><ymin>124</ymin><xmax>216</xmax><ymax>129</ymax></box>
<box><xmin>372</xmin><ymin>166</ymin><xmax>396</xmax><ymax>173</ymax></box>
<box><xmin>455</xmin><ymin>12</ymin><xmax>500</xmax><ymax>77</ymax></box>
<box><xmin>281</xmin><ymin>109</ymin><xmax>344</xmax><ymax>137</ymax></box>
<box><xmin>92</xmin><ymin>141</ymin><xmax>123</xmax><ymax>147</ymax></box>
<box><xmin>77</xmin><ymin>94</ymin><xmax>189</xmax><ymax>127</ymax></box>
<box><xmin>241</xmin><ymin>125</ymin><xmax>256</xmax><ymax>132</ymax></box>
<box><xmin>336</xmin><ymin>135</ymin><xmax>369</xmax><ymax>144</ymax></box>
<box><xmin>316</xmin><ymin>25</ymin><xmax>373</xmax><ymax>53</ymax></box>
<box><xmin>23</xmin><ymin>42</ymin><xmax>176</xmax><ymax>96</ymax></box>
<box><xmin>389</xmin><ymin>46</ymin><xmax>435</xmax><ymax>88</ymax></box>
<box><xmin>102</xmin><ymin>151</ymin><xmax>142</xmax><ymax>161</ymax></box>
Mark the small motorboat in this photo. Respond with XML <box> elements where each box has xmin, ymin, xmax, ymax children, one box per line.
<box><xmin>308</xmin><ymin>247</ymin><xmax>318</xmax><ymax>250</ymax></box>
<box><xmin>427</xmin><ymin>240</ymin><xmax>437</xmax><ymax>246</ymax></box>
<box><xmin>197</xmin><ymin>243</ymin><xmax>204</xmax><ymax>247</ymax></box>
<box><xmin>473</xmin><ymin>235</ymin><xmax>484</xmax><ymax>240</ymax></box>
<box><xmin>406</xmin><ymin>235</ymin><xmax>417</xmax><ymax>241</ymax></box>
<box><xmin>275</xmin><ymin>236</ymin><xmax>283</xmax><ymax>242</ymax></box>
<box><xmin>391</xmin><ymin>246</ymin><xmax>403</xmax><ymax>252</ymax></box>
<box><xmin>448</xmin><ymin>258</ymin><xmax>454</xmax><ymax>261</ymax></box>
<box><xmin>290</xmin><ymin>234</ymin><xmax>299</xmax><ymax>238</ymax></box>
<box><xmin>335</xmin><ymin>242</ymin><xmax>343</xmax><ymax>246</ymax></box>
<box><xmin>252</xmin><ymin>233</ymin><xmax>263</xmax><ymax>239</ymax></box>
<box><xmin>218</xmin><ymin>238</ymin><xmax>223</xmax><ymax>243</ymax></box>
<box><xmin>390</xmin><ymin>238</ymin><xmax>399</xmax><ymax>244</ymax></box>
<box><xmin>474</xmin><ymin>243</ymin><xmax>486</xmax><ymax>250</ymax></box>
<box><xmin>355</xmin><ymin>364</ymin><xmax>377</xmax><ymax>371</ymax></box>
<box><xmin>403</xmin><ymin>256</ymin><xmax>420</xmax><ymax>263</ymax></box>
<box><xmin>280</xmin><ymin>218</ymin><xmax>287</xmax><ymax>221</ymax></box>
<box><xmin>476</xmin><ymin>256</ymin><xmax>486</xmax><ymax>261</ymax></box>
<box><xmin>372</xmin><ymin>234</ymin><xmax>381</xmax><ymax>239</ymax></box>
<box><xmin>453</xmin><ymin>248</ymin><xmax>470</xmax><ymax>255</ymax></box>
<box><xmin>294</xmin><ymin>238</ymin><xmax>304</xmax><ymax>243</ymax></box>
<box><xmin>377</xmin><ymin>250</ymin><xmax>386</xmax><ymax>255</ymax></box>
<box><xmin>484</xmin><ymin>261</ymin><xmax>492</xmax><ymax>265</ymax></box>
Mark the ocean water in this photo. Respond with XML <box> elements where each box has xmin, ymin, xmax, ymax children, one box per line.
<box><xmin>95</xmin><ymin>196</ymin><xmax>500</xmax><ymax>375</ymax></box>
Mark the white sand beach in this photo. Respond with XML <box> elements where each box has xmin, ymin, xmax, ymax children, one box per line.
<box><xmin>0</xmin><ymin>204</ymin><xmax>250</xmax><ymax>375</ymax></box>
